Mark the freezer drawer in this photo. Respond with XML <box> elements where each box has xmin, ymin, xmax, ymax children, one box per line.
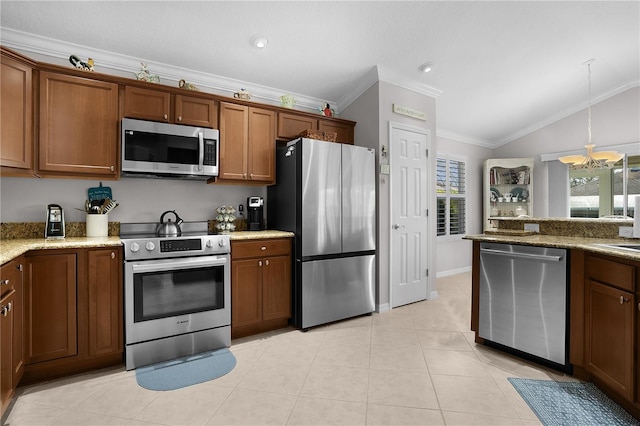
<box><xmin>301</xmin><ymin>255</ymin><xmax>375</xmax><ymax>329</ymax></box>
<box><xmin>478</xmin><ymin>243</ymin><xmax>568</xmax><ymax>366</ymax></box>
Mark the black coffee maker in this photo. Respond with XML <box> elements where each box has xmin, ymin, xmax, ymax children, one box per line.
<box><xmin>247</xmin><ymin>196</ymin><xmax>264</xmax><ymax>231</ymax></box>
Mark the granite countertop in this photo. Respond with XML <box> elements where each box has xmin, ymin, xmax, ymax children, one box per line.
<box><xmin>228</xmin><ymin>230</ymin><xmax>294</xmax><ymax>241</ymax></box>
<box><xmin>1</xmin><ymin>230</ymin><xmax>295</xmax><ymax>265</ymax></box>
<box><xmin>465</xmin><ymin>234</ymin><xmax>640</xmax><ymax>261</ymax></box>
<box><xmin>1</xmin><ymin>236</ymin><xmax>123</xmax><ymax>265</ymax></box>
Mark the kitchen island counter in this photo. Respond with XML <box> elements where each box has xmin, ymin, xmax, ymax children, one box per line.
<box><xmin>465</xmin><ymin>233</ymin><xmax>640</xmax><ymax>261</ymax></box>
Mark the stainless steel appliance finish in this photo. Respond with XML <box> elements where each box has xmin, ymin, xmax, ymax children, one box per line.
<box><xmin>268</xmin><ymin>138</ymin><xmax>376</xmax><ymax>329</ymax></box>
<box><xmin>121</xmin><ymin>118</ymin><xmax>219</xmax><ymax>179</ymax></box>
<box><xmin>121</xmin><ymin>221</ymin><xmax>230</xmax><ymax>370</ymax></box>
<box><xmin>302</xmin><ymin>255</ymin><xmax>375</xmax><ymax>328</ymax></box>
<box><xmin>478</xmin><ymin>242</ymin><xmax>568</xmax><ymax>368</ymax></box>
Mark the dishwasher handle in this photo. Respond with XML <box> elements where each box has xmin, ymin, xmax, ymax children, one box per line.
<box><xmin>480</xmin><ymin>247</ymin><xmax>563</xmax><ymax>262</ymax></box>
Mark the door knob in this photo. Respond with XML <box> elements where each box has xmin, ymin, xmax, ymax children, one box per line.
<box><xmin>393</xmin><ymin>224</ymin><xmax>400</xmax><ymax>230</ymax></box>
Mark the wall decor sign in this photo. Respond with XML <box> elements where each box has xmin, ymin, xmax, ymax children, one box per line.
<box><xmin>392</xmin><ymin>104</ymin><xmax>426</xmax><ymax>121</ymax></box>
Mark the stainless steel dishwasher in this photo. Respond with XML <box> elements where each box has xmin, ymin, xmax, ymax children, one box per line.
<box><xmin>478</xmin><ymin>242</ymin><xmax>569</xmax><ymax>370</ymax></box>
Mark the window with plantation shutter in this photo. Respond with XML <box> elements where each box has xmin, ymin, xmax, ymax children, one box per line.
<box><xmin>436</xmin><ymin>154</ymin><xmax>467</xmax><ymax>238</ymax></box>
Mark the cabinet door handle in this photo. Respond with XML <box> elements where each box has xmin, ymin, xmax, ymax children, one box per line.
<box><xmin>110</xmin><ymin>165</ymin><xmax>115</xmax><ymax>172</ymax></box>
<box><xmin>163</xmin><ymin>113</ymin><xmax>168</xmax><ymax>120</ymax></box>
<box><xmin>250</xmin><ymin>173</ymin><xmax>254</xmax><ymax>179</ymax></box>
<box><xmin>265</xmin><ymin>259</ymin><xmax>270</xmax><ymax>266</ymax></box>
<box><xmin>178</xmin><ymin>116</ymin><xmax>182</xmax><ymax>122</ymax></box>
<box><xmin>17</xmin><ymin>264</ymin><xmax>23</xmax><ymax>272</ymax></box>
<box><xmin>1</xmin><ymin>302</ymin><xmax>11</xmax><ymax>317</ymax></box>
<box><xmin>258</xmin><ymin>260</ymin><xmax>263</xmax><ymax>267</ymax></box>
<box><xmin>620</xmin><ymin>296</ymin><xmax>630</xmax><ymax>304</ymax></box>
<box><xmin>111</xmin><ymin>252</ymin><xmax>116</xmax><ymax>259</ymax></box>
<box><xmin>1</xmin><ymin>279</ymin><xmax>9</xmax><ymax>286</ymax></box>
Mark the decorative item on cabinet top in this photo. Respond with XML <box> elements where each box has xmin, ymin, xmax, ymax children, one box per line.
<box><xmin>298</xmin><ymin>129</ymin><xmax>337</xmax><ymax>142</ymax></box>
<box><xmin>280</xmin><ymin>94</ymin><xmax>296</xmax><ymax>109</ymax></box>
<box><xmin>233</xmin><ymin>89</ymin><xmax>251</xmax><ymax>100</ymax></box>
<box><xmin>178</xmin><ymin>79</ymin><xmax>198</xmax><ymax>91</ymax></box>
<box><xmin>68</xmin><ymin>55</ymin><xmax>94</xmax><ymax>71</ymax></box>
<box><xmin>134</xmin><ymin>62</ymin><xmax>160</xmax><ymax>83</ymax></box>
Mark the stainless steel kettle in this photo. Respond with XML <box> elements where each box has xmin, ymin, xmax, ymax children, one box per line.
<box><xmin>156</xmin><ymin>210</ymin><xmax>183</xmax><ymax>237</ymax></box>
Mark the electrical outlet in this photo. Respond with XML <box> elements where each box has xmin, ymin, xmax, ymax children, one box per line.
<box><xmin>619</xmin><ymin>226</ymin><xmax>634</xmax><ymax>238</ymax></box>
<box><xmin>524</xmin><ymin>223</ymin><xmax>540</xmax><ymax>233</ymax></box>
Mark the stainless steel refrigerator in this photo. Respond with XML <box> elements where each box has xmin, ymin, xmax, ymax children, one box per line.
<box><xmin>268</xmin><ymin>138</ymin><xmax>376</xmax><ymax>329</ymax></box>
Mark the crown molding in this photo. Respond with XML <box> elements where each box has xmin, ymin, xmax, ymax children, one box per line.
<box><xmin>436</xmin><ymin>129</ymin><xmax>496</xmax><ymax>148</ymax></box>
<box><xmin>376</xmin><ymin>65</ymin><xmax>442</xmax><ymax>99</ymax></box>
<box><xmin>0</xmin><ymin>28</ymin><xmax>331</xmax><ymax>114</ymax></box>
<box><xmin>494</xmin><ymin>80</ymin><xmax>640</xmax><ymax>148</ymax></box>
<box><xmin>334</xmin><ymin>66</ymin><xmax>380</xmax><ymax>112</ymax></box>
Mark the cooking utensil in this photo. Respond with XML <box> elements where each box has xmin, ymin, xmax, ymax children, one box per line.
<box><xmin>102</xmin><ymin>199</ymin><xmax>118</xmax><ymax>215</ymax></box>
<box><xmin>156</xmin><ymin>210</ymin><xmax>183</xmax><ymax>237</ymax></box>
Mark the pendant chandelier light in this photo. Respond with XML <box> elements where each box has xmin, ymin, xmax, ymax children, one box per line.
<box><xmin>559</xmin><ymin>60</ymin><xmax>624</xmax><ymax>170</ymax></box>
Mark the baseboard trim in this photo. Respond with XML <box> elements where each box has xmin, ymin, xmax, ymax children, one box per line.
<box><xmin>436</xmin><ymin>266</ymin><xmax>471</xmax><ymax>278</ymax></box>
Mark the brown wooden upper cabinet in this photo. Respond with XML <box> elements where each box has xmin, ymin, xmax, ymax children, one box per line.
<box><xmin>277</xmin><ymin>112</ymin><xmax>318</xmax><ymax>141</ymax></box>
<box><xmin>277</xmin><ymin>111</ymin><xmax>354</xmax><ymax>144</ymax></box>
<box><xmin>216</xmin><ymin>102</ymin><xmax>275</xmax><ymax>184</ymax></box>
<box><xmin>318</xmin><ymin>120</ymin><xmax>354</xmax><ymax>145</ymax></box>
<box><xmin>1</xmin><ymin>49</ymin><xmax>33</xmax><ymax>174</ymax></box>
<box><xmin>39</xmin><ymin>72</ymin><xmax>119</xmax><ymax>178</ymax></box>
<box><xmin>124</xmin><ymin>86</ymin><xmax>217</xmax><ymax>128</ymax></box>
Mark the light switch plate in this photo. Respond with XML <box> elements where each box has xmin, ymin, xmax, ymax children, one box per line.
<box><xmin>524</xmin><ymin>223</ymin><xmax>540</xmax><ymax>233</ymax></box>
<box><xmin>380</xmin><ymin>164</ymin><xmax>390</xmax><ymax>175</ymax></box>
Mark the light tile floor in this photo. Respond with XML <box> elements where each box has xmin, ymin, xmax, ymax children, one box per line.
<box><xmin>6</xmin><ymin>272</ymin><xmax>575</xmax><ymax>425</ymax></box>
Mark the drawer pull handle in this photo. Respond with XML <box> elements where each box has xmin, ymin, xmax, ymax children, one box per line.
<box><xmin>620</xmin><ymin>296</ymin><xmax>629</xmax><ymax>304</ymax></box>
<box><xmin>261</xmin><ymin>246</ymin><xmax>267</xmax><ymax>251</ymax></box>
<box><xmin>1</xmin><ymin>279</ymin><xmax>9</xmax><ymax>286</ymax></box>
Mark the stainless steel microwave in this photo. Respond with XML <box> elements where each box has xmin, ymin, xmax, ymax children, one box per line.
<box><xmin>121</xmin><ymin>118</ymin><xmax>219</xmax><ymax>179</ymax></box>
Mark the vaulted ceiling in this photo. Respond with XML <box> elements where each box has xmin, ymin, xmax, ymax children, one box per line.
<box><xmin>1</xmin><ymin>1</ymin><xmax>638</xmax><ymax>147</ymax></box>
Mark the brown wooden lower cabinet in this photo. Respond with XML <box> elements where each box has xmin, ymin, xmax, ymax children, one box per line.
<box><xmin>585</xmin><ymin>279</ymin><xmax>634</xmax><ymax>400</ymax></box>
<box><xmin>575</xmin><ymin>252</ymin><xmax>639</xmax><ymax>417</ymax></box>
<box><xmin>231</xmin><ymin>238</ymin><xmax>292</xmax><ymax>338</ymax></box>
<box><xmin>25</xmin><ymin>252</ymin><xmax>77</xmax><ymax>364</ymax></box>
<box><xmin>21</xmin><ymin>247</ymin><xmax>123</xmax><ymax>384</ymax></box>
<box><xmin>0</xmin><ymin>257</ymin><xmax>24</xmax><ymax>418</ymax></box>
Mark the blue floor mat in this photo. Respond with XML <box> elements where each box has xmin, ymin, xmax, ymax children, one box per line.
<box><xmin>136</xmin><ymin>348</ymin><xmax>236</xmax><ymax>391</ymax></box>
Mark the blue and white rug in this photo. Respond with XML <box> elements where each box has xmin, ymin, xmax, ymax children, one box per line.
<box><xmin>509</xmin><ymin>378</ymin><xmax>640</xmax><ymax>425</ymax></box>
<box><xmin>136</xmin><ymin>348</ymin><xmax>236</xmax><ymax>391</ymax></box>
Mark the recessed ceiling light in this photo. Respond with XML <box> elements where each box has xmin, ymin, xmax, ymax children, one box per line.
<box><xmin>251</xmin><ymin>36</ymin><xmax>268</xmax><ymax>49</ymax></box>
<box><xmin>419</xmin><ymin>62</ymin><xmax>433</xmax><ymax>73</ymax></box>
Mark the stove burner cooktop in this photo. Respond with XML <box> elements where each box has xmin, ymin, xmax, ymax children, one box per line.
<box><xmin>120</xmin><ymin>221</ymin><xmax>230</xmax><ymax>260</ymax></box>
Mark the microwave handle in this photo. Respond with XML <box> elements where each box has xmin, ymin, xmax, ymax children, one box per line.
<box><xmin>198</xmin><ymin>132</ymin><xmax>204</xmax><ymax>171</ymax></box>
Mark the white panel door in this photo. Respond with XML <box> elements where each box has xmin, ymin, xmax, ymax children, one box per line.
<box><xmin>390</xmin><ymin>126</ymin><xmax>429</xmax><ymax>308</ymax></box>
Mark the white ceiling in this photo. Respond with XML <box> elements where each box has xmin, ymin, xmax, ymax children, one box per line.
<box><xmin>1</xmin><ymin>1</ymin><xmax>638</xmax><ymax>147</ymax></box>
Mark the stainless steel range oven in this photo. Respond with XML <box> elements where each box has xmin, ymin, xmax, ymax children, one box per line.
<box><xmin>121</xmin><ymin>221</ymin><xmax>230</xmax><ymax>370</ymax></box>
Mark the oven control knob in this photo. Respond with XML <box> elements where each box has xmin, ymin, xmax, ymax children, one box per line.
<box><xmin>206</xmin><ymin>239</ymin><xmax>215</xmax><ymax>248</ymax></box>
<box><xmin>145</xmin><ymin>242</ymin><xmax>156</xmax><ymax>251</ymax></box>
<box><xmin>218</xmin><ymin>239</ymin><xmax>227</xmax><ymax>248</ymax></box>
<box><xmin>130</xmin><ymin>242</ymin><xmax>140</xmax><ymax>253</ymax></box>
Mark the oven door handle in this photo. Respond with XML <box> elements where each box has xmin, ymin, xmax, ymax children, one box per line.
<box><xmin>130</xmin><ymin>256</ymin><xmax>228</xmax><ymax>274</ymax></box>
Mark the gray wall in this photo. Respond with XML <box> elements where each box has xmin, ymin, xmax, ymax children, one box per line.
<box><xmin>0</xmin><ymin>176</ymin><xmax>265</xmax><ymax>224</ymax></box>
<box><xmin>342</xmin><ymin>80</ymin><xmax>436</xmax><ymax>311</ymax></box>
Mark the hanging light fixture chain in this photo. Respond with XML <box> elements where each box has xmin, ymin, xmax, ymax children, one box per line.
<box><xmin>587</xmin><ymin>61</ymin><xmax>592</xmax><ymax>145</ymax></box>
